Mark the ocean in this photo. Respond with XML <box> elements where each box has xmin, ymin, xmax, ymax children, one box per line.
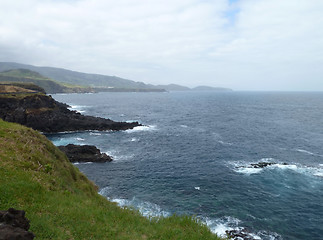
<box><xmin>47</xmin><ymin>91</ymin><xmax>323</xmax><ymax>240</ymax></box>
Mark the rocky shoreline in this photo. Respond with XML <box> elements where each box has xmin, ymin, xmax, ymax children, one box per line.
<box><xmin>0</xmin><ymin>92</ymin><xmax>140</xmax><ymax>133</ymax></box>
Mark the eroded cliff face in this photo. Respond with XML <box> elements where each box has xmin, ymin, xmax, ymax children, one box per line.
<box><xmin>0</xmin><ymin>94</ymin><xmax>140</xmax><ymax>132</ymax></box>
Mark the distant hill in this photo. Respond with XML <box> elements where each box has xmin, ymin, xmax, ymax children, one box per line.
<box><xmin>192</xmin><ymin>86</ymin><xmax>233</xmax><ymax>92</ymax></box>
<box><xmin>0</xmin><ymin>62</ymin><xmax>162</xmax><ymax>90</ymax></box>
<box><xmin>0</xmin><ymin>69</ymin><xmax>93</xmax><ymax>94</ymax></box>
<box><xmin>155</xmin><ymin>84</ymin><xmax>191</xmax><ymax>91</ymax></box>
<box><xmin>0</xmin><ymin>62</ymin><xmax>232</xmax><ymax>92</ymax></box>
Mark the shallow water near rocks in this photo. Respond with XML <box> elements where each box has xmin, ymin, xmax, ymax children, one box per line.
<box><xmin>48</xmin><ymin>91</ymin><xmax>323</xmax><ymax>240</ymax></box>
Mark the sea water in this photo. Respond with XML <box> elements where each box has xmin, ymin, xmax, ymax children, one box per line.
<box><xmin>47</xmin><ymin>91</ymin><xmax>323</xmax><ymax>240</ymax></box>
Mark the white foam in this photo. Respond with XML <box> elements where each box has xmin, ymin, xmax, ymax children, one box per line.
<box><xmin>273</xmin><ymin>164</ymin><xmax>298</xmax><ymax>170</ymax></box>
<box><xmin>130</xmin><ymin>138</ymin><xmax>138</xmax><ymax>142</ymax></box>
<box><xmin>296</xmin><ymin>148</ymin><xmax>315</xmax><ymax>155</ymax></box>
<box><xmin>103</xmin><ymin>151</ymin><xmax>134</xmax><ymax>162</ymax></box>
<box><xmin>68</xmin><ymin>105</ymin><xmax>89</xmax><ymax>114</ymax></box>
<box><xmin>194</xmin><ymin>186</ymin><xmax>200</xmax><ymax>190</ymax></box>
<box><xmin>204</xmin><ymin>216</ymin><xmax>278</xmax><ymax>239</ymax></box>
<box><xmin>180</xmin><ymin>125</ymin><xmax>188</xmax><ymax>128</ymax></box>
<box><xmin>204</xmin><ymin>216</ymin><xmax>240</xmax><ymax>237</ymax></box>
<box><xmin>89</xmin><ymin>132</ymin><xmax>102</xmax><ymax>136</ymax></box>
<box><xmin>296</xmin><ymin>149</ymin><xmax>323</xmax><ymax>157</ymax></box>
<box><xmin>75</xmin><ymin>137</ymin><xmax>85</xmax><ymax>141</ymax></box>
<box><xmin>111</xmin><ymin>197</ymin><xmax>170</xmax><ymax>218</ymax></box>
<box><xmin>218</xmin><ymin>140</ymin><xmax>233</xmax><ymax>146</ymax></box>
<box><xmin>236</xmin><ymin>167</ymin><xmax>263</xmax><ymax>175</ymax></box>
<box><xmin>98</xmin><ymin>186</ymin><xmax>111</xmax><ymax>196</ymax></box>
<box><xmin>126</xmin><ymin>125</ymin><xmax>157</xmax><ymax>133</ymax></box>
<box><xmin>73</xmin><ymin>162</ymin><xmax>93</xmax><ymax>165</ymax></box>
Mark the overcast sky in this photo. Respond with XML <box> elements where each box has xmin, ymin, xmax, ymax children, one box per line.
<box><xmin>0</xmin><ymin>0</ymin><xmax>322</xmax><ymax>90</ymax></box>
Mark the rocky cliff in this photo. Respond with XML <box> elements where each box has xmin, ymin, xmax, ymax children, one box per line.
<box><xmin>0</xmin><ymin>93</ymin><xmax>140</xmax><ymax>133</ymax></box>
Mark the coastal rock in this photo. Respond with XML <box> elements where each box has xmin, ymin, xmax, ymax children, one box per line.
<box><xmin>58</xmin><ymin>144</ymin><xmax>113</xmax><ymax>163</ymax></box>
<box><xmin>0</xmin><ymin>94</ymin><xmax>140</xmax><ymax>132</ymax></box>
<box><xmin>0</xmin><ymin>208</ymin><xmax>35</xmax><ymax>240</ymax></box>
<box><xmin>226</xmin><ymin>228</ymin><xmax>256</xmax><ymax>240</ymax></box>
<box><xmin>250</xmin><ymin>162</ymin><xmax>276</xmax><ymax>168</ymax></box>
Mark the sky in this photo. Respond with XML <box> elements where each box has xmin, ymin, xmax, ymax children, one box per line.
<box><xmin>0</xmin><ymin>0</ymin><xmax>322</xmax><ymax>91</ymax></box>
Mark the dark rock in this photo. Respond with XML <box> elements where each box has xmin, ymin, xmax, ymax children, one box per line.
<box><xmin>0</xmin><ymin>94</ymin><xmax>141</xmax><ymax>132</ymax></box>
<box><xmin>250</xmin><ymin>162</ymin><xmax>276</xmax><ymax>168</ymax></box>
<box><xmin>58</xmin><ymin>144</ymin><xmax>113</xmax><ymax>163</ymax></box>
<box><xmin>0</xmin><ymin>225</ymin><xmax>34</xmax><ymax>240</ymax></box>
<box><xmin>0</xmin><ymin>208</ymin><xmax>34</xmax><ymax>240</ymax></box>
<box><xmin>226</xmin><ymin>228</ymin><xmax>256</xmax><ymax>240</ymax></box>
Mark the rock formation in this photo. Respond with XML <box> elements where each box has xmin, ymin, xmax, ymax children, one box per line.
<box><xmin>0</xmin><ymin>208</ymin><xmax>35</xmax><ymax>240</ymax></box>
<box><xmin>58</xmin><ymin>144</ymin><xmax>113</xmax><ymax>163</ymax></box>
<box><xmin>0</xmin><ymin>93</ymin><xmax>140</xmax><ymax>133</ymax></box>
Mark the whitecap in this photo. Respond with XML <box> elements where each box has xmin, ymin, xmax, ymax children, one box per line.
<box><xmin>194</xmin><ymin>187</ymin><xmax>200</xmax><ymax>190</ymax></box>
<box><xmin>73</xmin><ymin>162</ymin><xmax>93</xmax><ymax>165</ymax></box>
<box><xmin>295</xmin><ymin>149</ymin><xmax>323</xmax><ymax>157</ymax></box>
<box><xmin>217</xmin><ymin>140</ymin><xmax>233</xmax><ymax>146</ymax></box>
<box><xmin>68</xmin><ymin>105</ymin><xmax>89</xmax><ymax>114</ymax></box>
<box><xmin>75</xmin><ymin>137</ymin><xmax>85</xmax><ymax>141</ymax></box>
<box><xmin>235</xmin><ymin>167</ymin><xmax>263</xmax><ymax>175</ymax></box>
<box><xmin>130</xmin><ymin>138</ymin><xmax>138</xmax><ymax>142</ymax></box>
<box><xmin>203</xmin><ymin>216</ymin><xmax>280</xmax><ymax>239</ymax></box>
<box><xmin>273</xmin><ymin>164</ymin><xmax>298</xmax><ymax>170</ymax></box>
<box><xmin>89</xmin><ymin>132</ymin><xmax>102</xmax><ymax>136</ymax></box>
<box><xmin>296</xmin><ymin>149</ymin><xmax>315</xmax><ymax>155</ymax></box>
<box><xmin>126</xmin><ymin>125</ymin><xmax>157</xmax><ymax>133</ymax></box>
<box><xmin>98</xmin><ymin>186</ymin><xmax>111</xmax><ymax>197</ymax></box>
<box><xmin>103</xmin><ymin>151</ymin><xmax>134</xmax><ymax>162</ymax></box>
<box><xmin>204</xmin><ymin>216</ymin><xmax>240</xmax><ymax>237</ymax></box>
<box><xmin>110</xmin><ymin>197</ymin><xmax>170</xmax><ymax>218</ymax></box>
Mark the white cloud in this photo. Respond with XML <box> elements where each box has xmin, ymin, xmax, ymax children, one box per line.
<box><xmin>0</xmin><ymin>0</ymin><xmax>322</xmax><ymax>90</ymax></box>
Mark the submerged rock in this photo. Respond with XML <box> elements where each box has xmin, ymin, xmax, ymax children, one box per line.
<box><xmin>0</xmin><ymin>93</ymin><xmax>141</xmax><ymax>132</ymax></box>
<box><xmin>58</xmin><ymin>144</ymin><xmax>113</xmax><ymax>163</ymax></box>
<box><xmin>0</xmin><ymin>208</ymin><xmax>35</xmax><ymax>240</ymax></box>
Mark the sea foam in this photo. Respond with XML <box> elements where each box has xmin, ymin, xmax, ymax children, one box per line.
<box><xmin>126</xmin><ymin>125</ymin><xmax>157</xmax><ymax>133</ymax></box>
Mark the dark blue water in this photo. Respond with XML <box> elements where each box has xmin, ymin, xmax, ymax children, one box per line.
<box><xmin>48</xmin><ymin>92</ymin><xmax>323</xmax><ymax>240</ymax></box>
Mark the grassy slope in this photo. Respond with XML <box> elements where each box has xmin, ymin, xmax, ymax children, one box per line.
<box><xmin>0</xmin><ymin>69</ymin><xmax>91</xmax><ymax>93</ymax></box>
<box><xmin>0</xmin><ymin>119</ymin><xmax>223</xmax><ymax>240</ymax></box>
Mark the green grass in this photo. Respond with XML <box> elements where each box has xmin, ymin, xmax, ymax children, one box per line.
<box><xmin>0</xmin><ymin>119</ymin><xmax>225</xmax><ymax>240</ymax></box>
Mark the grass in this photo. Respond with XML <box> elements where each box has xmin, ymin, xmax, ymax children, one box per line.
<box><xmin>0</xmin><ymin>119</ymin><xmax>225</xmax><ymax>240</ymax></box>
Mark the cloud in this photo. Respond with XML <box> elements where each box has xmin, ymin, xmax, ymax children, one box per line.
<box><xmin>0</xmin><ymin>0</ymin><xmax>322</xmax><ymax>90</ymax></box>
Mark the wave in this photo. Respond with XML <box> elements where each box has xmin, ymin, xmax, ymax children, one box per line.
<box><xmin>126</xmin><ymin>125</ymin><xmax>157</xmax><ymax>133</ymax></box>
<box><xmin>99</xmin><ymin>186</ymin><xmax>281</xmax><ymax>239</ymax></box>
<box><xmin>103</xmin><ymin>151</ymin><xmax>134</xmax><ymax>162</ymax></box>
<box><xmin>232</xmin><ymin>160</ymin><xmax>323</xmax><ymax>179</ymax></box>
<box><xmin>73</xmin><ymin>162</ymin><xmax>93</xmax><ymax>165</ymax></box>
<box><xmin>295</xmin><ymin>148</ymin><xmax>323</xmax><ymax>157</ymax></box>
<box><xmin>217</xmin><ymin>140</ymin><xmax>233</xmax><ymax>146</ymax></box>
<box><xmin>75</xmin><ymin>137</ymin><xmax>85</xmax><ymax>141</ymax></box>
<box><xmin>99</xmin><ymin>187</ymin><xmax>169</xmax><ymax>218</ymax></box>
<box><xmin>204</xmin><ymin>216</ymin><xmax>281</xmax><ymax>240</ymax></box>
<box><xmin>68</xmin><ymin>105</ymin><xmax>89</xmax><ymax>113</ymax></box>
<box><xmin>89</xmin><ymin>132</ymin><xmax>102</xmax><ymax>136</ymax></box>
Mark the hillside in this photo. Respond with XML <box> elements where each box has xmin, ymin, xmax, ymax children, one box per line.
<box><xmin>0</xmin><ymin>62</ymin><xmax>161</xmax><ymax>90</ymax></box>
<box><xmin>0</xmin><ymin>119</ymin><xmax>222</xmax><ymax>239</ymax></box>
<box><xmin>0</xmin><ymin>69</ymin><xmax>93</xmax><ymax>94</ymax></box>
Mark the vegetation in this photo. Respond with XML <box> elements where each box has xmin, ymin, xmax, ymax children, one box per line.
<box><xmin>0</xmin><ymin>69</ymin><xmax>93</xmax><ymax>94</ymax></box>
<box><xmin>0</xmin><ymin>119</ymin><xmax>224</xmax><ymax>240</ymax></box>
